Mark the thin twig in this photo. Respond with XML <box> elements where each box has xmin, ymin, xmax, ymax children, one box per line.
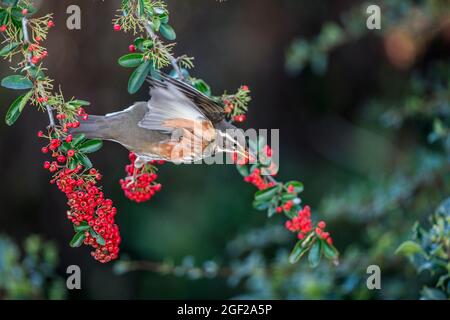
<box><xmin>144</xmin><ymin>21</ymin><xmax>184</xmax><ymax>80</ymax></box>
<box><xmin>22</xmin><ymin>17</ymin><xmax>55</xmax><ymax>129</ymax></box>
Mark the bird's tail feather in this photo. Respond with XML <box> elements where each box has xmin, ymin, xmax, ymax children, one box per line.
<box><xmin>70</xmin><ymin>115</ymin><xmax>111</xmax><ymax>140</ymax></box>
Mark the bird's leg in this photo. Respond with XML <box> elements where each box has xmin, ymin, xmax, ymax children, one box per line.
<box><xmin>216</xmin><ymin>131</ymin><xmax>249</xmax><ymax>159</ymax></box>
<box><xmin>127</xmin><ymin>156</ymin><xmax>147</xmax><ymax>187</ymax></box>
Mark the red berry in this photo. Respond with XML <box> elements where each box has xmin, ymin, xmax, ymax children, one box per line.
<box><xmin>128</xmin><ymin>44</ymin><xmax>136</xmax><ymax>52</ymax></box>
<box><xmin>43</xmin><ymin>161</ymin><xmax>51</xmax><ymax>169</ymax></box>
<box><xmin>65</xmin><ymin>135</ymin><xmax>73</xmax><ymax>143</ymax></box>
<box><xmin>47</xmin><ymin>20</ymin><xmax>55</xmax><ymax>28</ymax></box>
<box><xmin>113</xmin><ymin>24</ymin><xmax>121</xmax><ymax>31</ymax></box>
<box><xmin>31</xmin><ymin>56</ymin><xmax>39</xmax><ymax>64</ymax></box>
<box><xmin>0</xmin><ymin>25</ymin><xmax>7</xmax><ymax>32</ymax></box>
<box><xmin>318</xmin><ymin>221</ymin><xmax>326</xmax><ymax>229</ymax></box>
<box><xmin>35</xmin><ymin>36</ymin><xmax>42</xmax><ymax>42</ymax></box>
<box><xmin>276</xmin><ymin>206</ymin><xmax>283</xmax><ymax>213</ymax></box>
<box><xmin>287</xmin><ymin>185</ymin><xmax>295</xmax><ymax>193</ymax></box>
<box><xmin>67</xmin><ymin>150</ymin><xmax>75</xmax><ymax>157</ymax></box>
<box><xmin>241</xmin><ymin>85</ymin><xmax>249</xmax><ymax>91</ymax></box>
<box><xmin>22</xmin><ymin>9</ymin><xmax>28</xmax><ymax>15</ymax></box>
<box><xmin>57</xmin><ymin>155</ymin><xmax>67</xmax><ymax>163</ymax></box>
<box><xmin>37</xmin><ymin>131</ymin><xmax>44</xmax><ymax>137</ymax></box>
<box><xmin>41</xmin><ymin>147</ymin><xmax>49</xmax><ymax>154</ymax></box>
<box><xmin>233</xmin><ymin>115</ymin><xmax>247</xmax><ymax>123</ymax></box>
<box><xmin>264</xmin><ymin>145</ymin><xmax>272</xmax><ymax>157</ymax></box>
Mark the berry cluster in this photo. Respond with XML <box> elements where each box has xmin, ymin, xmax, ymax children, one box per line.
<box><xmin>223</xmin><ymin>85</ymin><xmax>251</xmax><ymax>123</ymax></box>
<box><xmin>241</xmin><ymin>144</ymin><xmax>277</xmax><ymax>189</ymax></box>
<box><xmin>39</xmin><ymin>131</ymin><xmax>121</xmax><ymax>263</ymax></box>
<box><xmin>244</xmin><ymin>168</ymin><xmax>276</xmax><ymax>190</ymax></box>
<box><xmin>52</xmin><ymin>166</ymin><xmax>120</xmax><ymax>263</ymax></box>
<box><xmin>26</xmin><ymin>20</ymin><xmax>54</xmax><ymax>65</ymax></box>
<box><xmin>120</xmin><ymin>153</ymin><xmax>163</xmax><ymax>203</ymax></box>
<box><xmin>285</xmin><ymin>206</ymin><xmax>333</xmax><ymax>245</ymax></box>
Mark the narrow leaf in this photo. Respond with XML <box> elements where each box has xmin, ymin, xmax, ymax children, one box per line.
<box><xmin>289</xmin><ymin>241</ymin><xmax>307</xmax><ymax>264</ymax></box>
<box><xmin>74</xmin><ymin>221</ymin><xmax>90</xmax><ymax>232</ymax></box>
<box><xmin>308</xmin><ymin>240</ymin><xmax>322</xmax><ymax>268</ymax></box>
<box><xmin>254</xmin><ymin>184</ymin><xmax>281</xmax><ymax>203</ymax></box>
<box><xmin>73</xmin><ymin>134</ymin><xmax>86</xmax><ymax>146</ymax></box>
<box><xmin>90</xmin><ymin>229</ymin><xmax>106</xmax><ymax>246</ymax></box>
<box><xmin>69</xmin><ymin>231</ymin><xmax>86</xmax><ymax>248</ymax></box>
<box><xmin>0</xmin><ymin>42</ymin><xmax>19</xmax><ymax>56</ymax></box>
<box><xmin>118</xmin><ymin>53</ymin><xmax>144</xmax><ymax>68</ymax></box>
<box><xmin>5</xmin><ymin>90</ymin><xmax>32</xmax><ymax>126</ymax></box>
<box><xmin>78</xmin><ymin>139</ymin><xmax>103</xmax><ymax>154</ymax></box>
<box><xmin>1</xmin><ymin>75</ymin><xmax>33</xmax><ymax>90</ymax></box>
<box><xmin>128</xmin><ymin>61</ymin><xmax>151</xmax><ymax>94</ymax></box>
<box><xmin>159</xmin><ymin>23</ymin><xmax>176</xmax><ymax>40</ymax></box>
<box><xmin>76</xmin><ymin>153</ymin><xmax>93</xmax><ymax>170</ymax></box>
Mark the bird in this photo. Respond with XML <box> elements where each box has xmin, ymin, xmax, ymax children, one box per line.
<box><xmin>72</xmin><ymin>73</ymin><xmax>248</xmax><ymax>168</ymax></box>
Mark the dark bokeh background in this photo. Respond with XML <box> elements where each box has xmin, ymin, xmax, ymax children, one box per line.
<box><xmin>0</xmin><ymin>0</ymin><xmax>441</xmax><ymax>299</ymax></box>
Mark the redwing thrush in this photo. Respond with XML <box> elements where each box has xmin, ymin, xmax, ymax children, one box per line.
<box><xmin>72</xmin><ymin>73</ymin><xmax>247</xmax><ymax>166</ymax></box>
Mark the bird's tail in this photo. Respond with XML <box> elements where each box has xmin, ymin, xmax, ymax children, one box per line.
<box><xmin>70</xmin><ymin>115</ymin><xmax>112</xmax><ymax>140</ymax></box>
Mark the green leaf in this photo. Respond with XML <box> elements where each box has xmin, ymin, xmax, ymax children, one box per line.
<box><xmin>74</xmin><ymin>221</ymin><xmax>90</xmax><ymax>233</ymax></box>
<box><xmin>118</xmin><ymin>53</ymin><xmax>144</xmax><ymax>68</ymax></box>
<box><xmin>308</xmin><ymin>240</ymin><xmax>322</xmax><ymax>268</ymax></box>
<box><xmin>69</xmin><ymin>231</ymin><xmax>86</xmax><ymax>248</ymax></box>
<box><xmin>90</xmin><ymin>229</ymin><xmax>106</xmax><ymax>246</ymax></box>
<box><xmin>128</xmin><ymin>60</ymin><xmax>151</xmax><ymax>94</ymax></box>
<box><xmin>142</xmin><ymin>40</ymin><xmax>154</xmax><ymax>50</ymax></box>
<box><xmin>5</xmin><ymin>90</ymin><xmax>32</xmax><ymax>126</ymax></box>
<box><xmin>1</xmin><ymin>75</ymin><xmax>33</xmax><ymax>90</ymax></box>
<box><xmin>395</xmin><ymin>241</ymin><xmax>426</xmax><ymax>257</ymax></box>
<box><xmin>281</xmin><ymin>193</ymin><xmax>297</xmax><ymax>201</ymax></box>
<box><xmin>289</xmin><ymin>241</ymin><xmax>307</xmax><ymax>263</ymax></box>
<box><xmin>134</xmin><ymin>38</ymin><xmax>145</xmax><ymax>51</ymax></box>
<box><xmin>267</xmin><ymin>203</ymin><xmax>277</xmax><ymax>217</ymax></box>
<box><xmin>285</xmin><ymin>181</ymin><xmax>304</xmax><ymax>193</ymax></box>
<box><xmin>192</xmin><ymin>79</ymin><xmax>211</xmax><ymax>96</ymax></box>
<box><xmin>321</xmin><ymin>239</ymin><xmax>339</xmax><ymax>259</ymax></box>
<box><xmin>78</xmin><ymin>139</ymin><xmax>103</xmax><ymax>154</ymax></box>
<box><xmin>236</xmin><ymin>163</ymin><xmax>249</xmax><ymax>177</ymax></box>
<box><xmin>159</xmin><ymin>23</ymin><xmax>176</xmax><ymax>40</ymax></box>
<box><xmin>76</xmin><ymin>153</ymin><xmax>93</xmax><ymax>170</ymax></box>
<box><xmin>0</xmin><ymin>42</ymin><xmax>19</xmax><ymax>56</ymax></box>
<box><xmin>159</xmin><ymin>13</ymin><xmax>169</xmax><ymax>24</ymax></box>
<box><xmin>252</xmin><ymin>199</ymin><xmax>270</xmax><ymax>211</ymax></box>
<box><xmin>59</xmin><ymin>142</ymin><xmax>71</xmax><ymax>153</ymax></box>
<box><xmin>68</xmin><ymin>99</ymin><xmax>90</xmax><ymax>107</ymax></box>
<box><xmin>138</xmin><ymin>0</ymin><xmax>145</xmax><ymax>16</ymax></box>
<box><xmin>152</xmin><ymin>17</ymin><xmax>161</xmax><ymax>31</ymax></box>
<box><xmin>72</xmin><ymin>134</ymin><xmax>86</xmax><ymax>146</ymax></box>
<box><xmin>254</xmin><ymin>184</ymin><xmax>281</xmax><ymax>203</ymax></box>
<box><xmin>68</xmin><ymin>158</ymin><xmax>79</xmax><ymax>170</ymax></box>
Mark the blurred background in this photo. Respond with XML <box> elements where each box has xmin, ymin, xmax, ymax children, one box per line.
<box><xmin>0</xmin><ymin>0</ymin><xmax>449</xmax><ymax>299</ymax></box>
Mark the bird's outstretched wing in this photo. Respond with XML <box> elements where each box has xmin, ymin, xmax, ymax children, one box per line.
<box><xmin>146</xmin><ymin>73</ymin><xmax>226</xmax><ymax>123</ymax></box>
<box><xmin>138</xmin><ymin>82</ymin><xmax>207</xmax><ymax>134</ymax></box>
